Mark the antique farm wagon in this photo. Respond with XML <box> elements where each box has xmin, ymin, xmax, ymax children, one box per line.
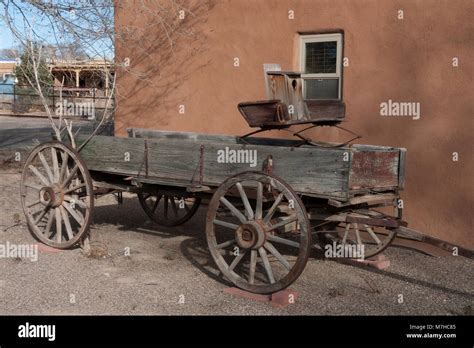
<box><xmin>20</xmin><ymin>67</ymin><xmax>407</xmax><ymax>294</ymax></box>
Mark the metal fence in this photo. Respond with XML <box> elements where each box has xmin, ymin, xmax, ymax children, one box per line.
<box><xmin>0</xmin><ymin>83</ymin><xmax>115</xmax><ymax>135</ymax></box>
<box><xmin>0</xmin><ymin>83</ymin><xmax>114</xmax><ymax>120</ymax></box>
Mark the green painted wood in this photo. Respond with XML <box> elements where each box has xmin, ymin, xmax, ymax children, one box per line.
<box><xmin>78</xmin><ymin>134</ymin><xmax>351</xmax><ymax>199</ymax></box>
<box><xmin>77</xmin><ymin>136</ymin><xmax>146</xmax><ymax>177</ymax></box>
<box><xmin>145</xmin><ymin>139</ymin><xmax>350</xmax><ymax>198</ymax></box>
<box><xmin>78</xmin><ymin>130</ymin><xmax>405</xmax><ymax>201</ymax></box>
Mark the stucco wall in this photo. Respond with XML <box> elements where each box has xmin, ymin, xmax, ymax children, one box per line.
<box><xmin>115</xmin><ymin>0</ymin><xmax>474</xmax><ymax>248</ymax></box>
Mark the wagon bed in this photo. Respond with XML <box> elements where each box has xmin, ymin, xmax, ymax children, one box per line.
<box><xmin>76</xmin><ymin>128</ymin><xmax>406</xmax><ymax>203</ymax></box>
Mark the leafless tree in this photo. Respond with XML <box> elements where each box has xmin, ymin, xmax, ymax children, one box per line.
<box><xmin>0</xmin><ymin>0</ymin><xmax>213</xmax><ymax>251</ymax></box>
<box><xmin>0</xmin><ymin>0</ymin><xmax>213</xmax><ymax>144</ymax></box>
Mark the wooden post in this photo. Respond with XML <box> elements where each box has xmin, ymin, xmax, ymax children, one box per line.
<box><xmin>75</xmin><ymin>69</ymin><xmax>80</xmax><ymax>88</ymax></box>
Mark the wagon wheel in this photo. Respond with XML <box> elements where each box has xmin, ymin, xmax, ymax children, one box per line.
<box><xmin>138</xmin><ymin>193</ymin><xmax>201</xmax><ymax>227</ymax></box>
<box><xmin>206</xmin><ymin>171</ymin><xmax>311</xmax><ymax>294</ymax></box>
<box><xmin>20</xmin><ymin>141</ymin><xmax>93</xmax><ymax>249</ymax></box>
<box><xmin>323</xmin><ymin>201</ymin><xmax>401</xmax><ymax>259</ymax></box>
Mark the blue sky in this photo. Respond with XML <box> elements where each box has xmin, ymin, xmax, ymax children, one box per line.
<box><xmin>0</xmin><ymin>20</ymin><xmax>18</xmax><ymax>50</ymax></box>
<box><xmin>0</xmin><ymin>2</ymin><xmax>113</xmax><ymax>58</ymax></box>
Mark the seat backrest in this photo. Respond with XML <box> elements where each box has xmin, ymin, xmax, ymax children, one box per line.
<box><xmin>263</xmin><ymin>64</ymin><xmax>308</xmax><ymax>120</ymax></box>
<box><xmin>263</xmin><ymin>63</ymin><xmax>345</xmax><ymax>124</ymax></box>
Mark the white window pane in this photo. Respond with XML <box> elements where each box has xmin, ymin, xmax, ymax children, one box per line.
<box><xmin>305</xmin><ymin>41</ymin><xmax>337</xmax><ymax>74</ymax></box>
<box><xmin>304</xmin><ymin>78</ymin><xmax>339</xmax><ymax>99</ymax></box>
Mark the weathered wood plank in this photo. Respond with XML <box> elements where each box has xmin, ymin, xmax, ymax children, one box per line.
<box><xmin>349</xmin><ymin>150</ymin><xmax>399</xmax><ymax>189</ymax></box>
<box><xmin>78</xmin><ymin>134</ymin><xmax>351</xmax><ymax>199</ymax></box>
<box><xmin>128</xmin><ymin>128</ymin><xmax>299</xmax><ymax>147</ymax></box>
<box><xmin>146</xmin><ymin>138</ymin><xmax>350</xmax><ymax>198</ymax></box>
<box><xmin>328</xmin><ymin>192</ymin><xmax>397</xmax><ymax>208</ymax></box>
<box><xmin>77</xmin><ymin>136</ymin><xmax>146</xmax><ymax>177</ymax></box>
<box><xmin>78</xmin><ymin>130</ymin><xmax>405</xmax><ymax>201</ymax></box>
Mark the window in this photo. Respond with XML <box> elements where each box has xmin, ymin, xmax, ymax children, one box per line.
<box><xmin>300</xmin><ymin>33</ymin><xmax>342</xmax><ymax>100</ymax></box>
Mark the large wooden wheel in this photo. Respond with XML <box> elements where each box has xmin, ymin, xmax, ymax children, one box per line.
<box><xmin>20</xmin><ymin>142</ymin><xmax>93</xmax><ymax>249</ymax></box>
<box><xmin>138</xmin><ymin>192</ymin><xmax>201</xmax><ymax>227</ymax></box>
<box><xmin>206</xmin><ymin>171</ymin><xmax>311</xmax><ymax>294</ymax></box>
<box><xmin>322</xmin><ymin>200</ymin><xmax>401</xmax><ymax>259</ymax></box>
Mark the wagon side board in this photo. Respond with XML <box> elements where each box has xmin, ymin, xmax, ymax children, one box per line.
<box><xmin>348</xmin><ymin>144</ymin><xmax>406</xmax><ymax>194</ymax></box>
<box><xmin>78</xmin><ymin>134</ymin><xmax>351</xmax><ymax>200</ymax></box>
<box><xmin>78</xmin><ymin>130</ymin><xmax>406</xmax><ymax>202</ymax></box>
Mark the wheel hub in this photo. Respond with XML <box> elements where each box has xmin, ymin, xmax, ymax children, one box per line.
<box><xmin>235</xmin><ymin>220</ymin><xmax>266</xmax><ymax>250</ymax></box>
<box><xmin>39</xmin><ymin>185</ymin><xmax>64</xmax><ymax>207</ymax></box>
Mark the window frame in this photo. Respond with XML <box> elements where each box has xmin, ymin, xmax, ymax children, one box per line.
<box><xmin>299</xmin><ymin>33</ymin><xmax>343</xmax><ymax>100</ymax></box>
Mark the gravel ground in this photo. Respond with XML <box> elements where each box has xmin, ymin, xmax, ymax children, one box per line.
<box><xmin>0</xmin><ymin>169</ymin><xmax>472</xmax><ymax>315</ymax></box>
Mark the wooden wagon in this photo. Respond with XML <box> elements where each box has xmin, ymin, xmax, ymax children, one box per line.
<box><xmin>19</xmin><ymin>66</ymin><xmax>407</xmax><ymax>294</ymax></box>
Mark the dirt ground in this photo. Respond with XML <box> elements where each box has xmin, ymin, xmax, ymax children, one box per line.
<box><xmin>0</xmin><ymin>167</ymin><xmax>472</xmax><ymax>315</ymax></box>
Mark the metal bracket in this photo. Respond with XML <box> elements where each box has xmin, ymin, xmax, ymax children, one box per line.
<box><xmin>190</xmin><ymin>144</ymin><xmax>205</xmax><ymax>189</ymax></box>
<box><xmin>262</xmin><ymin>155</ymin><xmax>273</xmax><ymax>175</ymax></box>
<box><xmin>144</xmin><ymin>139</ymin><xmax>149</xmax><ymax>177</ymax></box>
<box><xmin>239</xmin><ymin>124</ymin><xmax>361</xmax><ymax>148</ymax></box>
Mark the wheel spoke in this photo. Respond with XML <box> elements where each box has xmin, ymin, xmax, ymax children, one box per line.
<box><xmin>183</xmin><ymin>199</ymin><xmax>191</xmax><ymax>212</ymax></box>
<box><xmin>236</xmin><ymin>182</ymin><xmax>254</xmax><ymax>220</ymax></box>
<box><xmin>255</xmin><ymin>182</ymin><xmax>263</xmax><ymax>219</ymax></box>
<box><xmin>267</xmin><ymin>234</ymin><xmax>300</xmax><ymax>248</ymax></box>
<box><xmin>64</xmin><ymin>195</ymin><xmax>87</xmax><ymax>209</ymax></box>
<box><xmin>342</xmin><ymin>223</ymin><xmax>350</xmax><ymax>244</ymax></box>
<box><xmin>25</xmin><ymin>183</ymin><xmax>42</xmax><ymax>191</ymax></box>
<box><xmin>266</xmin><ymin>214</ymin><xmax>297</xmax><ymax>232</ymax></box>
<box><xmin>365</xmin><ymin>224</ymin><xmax>382</xmax><ymax>245</ymax></box>
<box><xmin>60</xmin><ymin>206</ymin><xmax>74</xmax><ymax>240</ymax></box>
<box><xmin>59</xmin><ymin>151</ymin><xmax>69</xmax><ymax>182</ymax></box>
<box><xmin>152</xmin><ymin>195</ymin><xmax>162</xmax><ymax>213</ymax></box>
<box><xmin>33</xmin><ymin>206</ymin><xmax>50</xmax><ymax>225</ymax></box>
<box><xmin>44</xmin><ymin>209</ymin><xmax>54</xmax><ymax>236</ymax></box>
<box><xmin>27</xmin><ymin>200</ymin><xmax>41</xmax><ymax>208</ymax></box>
<box><xmin>213</xmin><ymin>219</ymin><xmax>239</xmax><ymax>230</ymax></box>
<box><xmin>62</xmin><ymin>164</ymin><xmax>79</xmax><ymax>188</ymax></box>
<box><xmin>354</xmin><ymin>222</ymin><xmax>362</xmax><ymax>245</ymax></box>
<box><xmin>170</xmin><ymin>197</ymin><xmax>179</xmax><ymax>217</ymax></box>
<box><xmin>248</xmin><ymin>249</ymin><xmax>257</xmax><ymax>284</ymax></box>
<box><xmin>264</xmin><ymin>241</ymin><xmax>291</xmax><ymax>271</ymax></box>
<box><xmin>219</xmin><ymin>197</ymin><xmax>247</xmax><ymax>224</ymax></box>
<box><xmin>216</xmin><ymin>239</ymin><xmax>235</xmax><ymax>249</ymax></box>
<box><xmin>55</xmin><ymin>207</ymin><xmax>62</xmax><ymax>243</ymax></box>
<box><xmin>62</xmin><ymin>202</ymin><xmax>84</xmax><ymax>225</ymax></box>
<box><xmin>38</xmin><ymin>151</ymin><xmax>54</xmax><ymax>184</ymax></box>
<box><xmin>163</xmin><ymin>196</ymin><xmax>169</xmax><ymax>218</ymax></box>
<box><xmin>229</xmin><ymin>250</ymin><xmax>246</xmax><ymax>271</ymax></box>
<box><xmin>263</xmin><ymin>193</ymin><xmax>284</xmax><ymax>224</ymax></box>
<box><xmin>28</xmin><ymin>164</ymin><xmax>50</xmax><ymax>186</ymax></box>
<box><xmin>259</xmin><ymin>247</ymin><xmax>275</xmax><ymax>284</ymax></box>
<box><xmin>51</xmin><ymin>147</ymin><xmax>60</xmax><ymax>182</ymax></box>
<box><xmin>63</xmin><ymin>183</ymin><xmax>86</xmax><ymax>194</ymax></box>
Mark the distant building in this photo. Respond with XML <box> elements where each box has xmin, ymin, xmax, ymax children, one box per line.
<box><xmin>0</xmin><ymin>59</ymin><xmax>18</xmax><ymax>83</ymax></box>
<box><xmin>47</xmin><ymin>59</ymin><xmax>114</xmax><ymax>97</ymax></box>
<box><xmin>0</xmin><ymin>59</ymin><xmax>18</xmax><ymax>96</ymax></box>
